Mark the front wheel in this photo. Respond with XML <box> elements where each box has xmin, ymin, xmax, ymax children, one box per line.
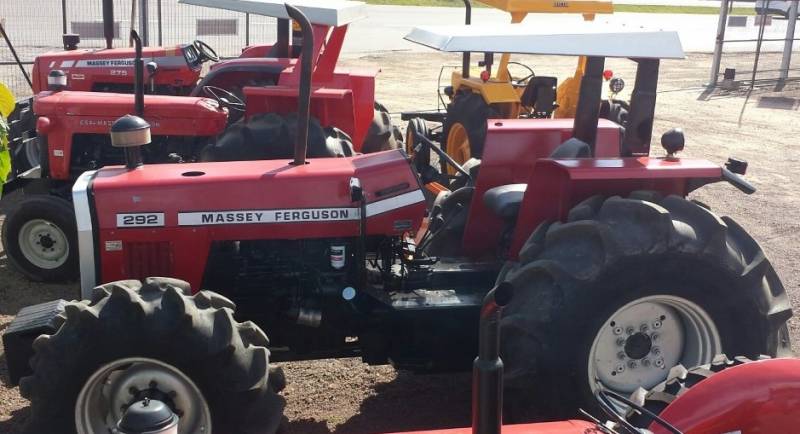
<box><xmin>20</xmin><ymin>278</ymin><xmax>285</xmax><ymax>434</ymax></box>
<box><xmin>500</xmin><ymin>192</ymin><xmax>793</xmax><ymax>419</ymax></box>
<box><xmin>2</xmin><ymin>194</ymin><xmax>78</xmax><ymax>282</ymax></box>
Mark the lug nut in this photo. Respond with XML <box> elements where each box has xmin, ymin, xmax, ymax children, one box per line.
<box><xmin>617</xmin><ymin>351</ymin><xmax>626</xmax><ymax>360</ymax></box>
<box><xmin>613</xmin><ymin>326</ymin><xmax>623</xmax><ymax>335</ymax></box>
<box><xmin>652</xmin><ymin>347</ymin><xmax>661</xmax><ymax>356</ymax></box>
<box><xmin>626</xmin><ymin>326</ymin><xmax>635</xmax><ymax>335</ymax></box>
<box><xmin>616</xmin><ymin>337</ymin><xmax>626</xmax><ymax>346</ymax></box>
<box><xmin>640</xmin><ymin>324</ymin><xmax>649</xmax><ymax>332</ymax></box>
<box><xmin>651</xmin><ymin>333</ymin><xmax>659</xmax><ymax>341</ymax></box>
<box><xmin>655</xmin><ymin>358</ymin><xmax>665</xmax><ymax>369</ymax></box>
<box><xmin>628</xmin><ymin>360</ymin><xmax>638</xmax><ymax>369</ymax></box>
<box><xmin>653</xmin><ymin>320</ymin><xmax>663</xmax><ymax>329</ymax></box>
<box><xmin>642</xmin><ymin>359</ymin><xmax>651</xmax><ymax>367</ymax></box>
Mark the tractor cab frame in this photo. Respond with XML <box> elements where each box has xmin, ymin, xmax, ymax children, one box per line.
<box><xmin>404</xmin><ymin>25</ymin><xmax>688</xmax><ymax>189</ymax></box>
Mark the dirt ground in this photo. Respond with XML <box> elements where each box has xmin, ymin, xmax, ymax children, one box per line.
<box><xmin>1</xmin><ymin>51</ymin><xmax>798</xmax><ymax>433</ymax></box>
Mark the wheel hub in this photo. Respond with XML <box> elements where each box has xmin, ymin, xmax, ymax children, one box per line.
<box><xmin>588</xmin><ymin>295</ymin><xmax>722</xmax><ymax>395</ymax></box>
<box><xmin>624</xmin><ymin>332</ymin><xmax>653</xmax><ymax>360</ymax></box>
<box><xmin>75</xmin><ymin>358</ymin><xmax>211</xmax><ymax>434</ymax></box>
<box><xmin>18</xmin><ymin>219</ymin><xmax>69</xmax><ymax>270</ymax></box>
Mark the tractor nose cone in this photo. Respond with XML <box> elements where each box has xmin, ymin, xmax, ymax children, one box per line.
<box><xmin>624</xmin><ymin>332</ymin><xmax>653</xmax><ymax>360</ymax></box>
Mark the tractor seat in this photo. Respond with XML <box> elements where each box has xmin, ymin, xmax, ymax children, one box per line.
<box><xmin>483</xmin><ymin>184</ymin><xmax>527</xmax><ymax>220</ymax></box>
<box><xmin>549</xmin><ymin>137</ymin><xmax>591</xmax><ymax>159</ymax></box>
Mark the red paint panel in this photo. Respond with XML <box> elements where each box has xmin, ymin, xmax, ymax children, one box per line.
<box><xmin>34</xmin><ymin>45</ymin><xmax>201</xmax><ymax>93</ymax></box>
<box><xmin>653</xmin><ymin>358</ymin><xmax>800</xmax><ymax>434</ymax></box>
<box><xmin>94</xmin><ymin>151</ymin><xmax>424</xmax><ymax>289</ymax></box>
<box><xmin>506</xmin><ymin>158</ymin><xmax>722</xmax><ymax>258</ymax></box>
<box><xmin>461</xmin><ymin>119</ymin><xmax>622</xmax><ymax>257</ymax></box>
<box><xmin>33</xmin><ymin>91</ymin><xmax>228</xmax><ymax>180</ymax></box>
<box><xmin>384</xmin><ymin>420</ymin><xmax>597</xmax><ymax>434</ymax></box>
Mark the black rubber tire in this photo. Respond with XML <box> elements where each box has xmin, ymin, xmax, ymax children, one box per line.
<box><xmin>19</xmin><ymin>278</ymin><xmax>285</xmax><ymax>434</ymax></box>
<box><xmin>442</xmin><ymin>91</ymin><xmax>497</xmax><ymax>168</ymax></box>
<box><xmin>362</xmin><ymin>101</ymin><xmax>402</xmax><ymax>153</ymax></box>
<box><xmin>202</xmin><ymin>113</ymin><xmax>334</xmax><ymax>161</ymax></box>
<box><xmin>1</xmin><ymin>194</ymin><xmax>78</xmax><ymax>282</ymax></box>
<box><xmin>600</xmin><ymin>99</ymin><xmax>630</xmax><ymax>127</ymax></box>
<box><xmin>406</xmin><ymin>117</ymin><xmax>434</xmax><ymax>182</ymax></box>
<box><xmin>7</xmin><ymin>97</ymin><xmax>38</xmax><ymax>176</ymax></box>
<box><xmin>498</xmin><ymin>192</ymin><xmax>793</xmax><ymax>420</ymax></box>
<box><xmin>626</xmin><ymin>354</ymin><xmax>771</xmax><ymax>428</ymax></box>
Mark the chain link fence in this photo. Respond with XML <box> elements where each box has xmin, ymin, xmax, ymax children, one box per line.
<box><xmin>1</xmin><ymin>0</ymin><xmax>278</xmax><ymax>98</ymax></box>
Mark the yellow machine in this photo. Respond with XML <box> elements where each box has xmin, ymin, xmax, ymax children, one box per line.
<box><xmin>427</xmin><ymin>0</ymin><xmax>620</xmax><ymax>172</ymax></box>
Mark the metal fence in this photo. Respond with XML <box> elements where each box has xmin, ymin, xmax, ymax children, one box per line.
<box><xmin>710</xmin><ymin>0</ymin><xmax>799</xmax><ymax>88</ymax></box>
<box><xmin>0</xmin><ymin>0</ymin><xmax>279</xmax><ymax>98</ymax></box>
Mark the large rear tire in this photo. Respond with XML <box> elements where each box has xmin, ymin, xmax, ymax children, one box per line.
<box><xmin>361</xmin><ymin>101</ymin><xmax>402</xmax><ymax>153</ymax></box>
<box><xmin>1</xmin><ymin>194</ymin><xmax>78</xmax><ymax>282</ymax></box>
<box><xmin>6</xmin><ymin>98</ymin><xmax>39</xmax><ymax>176</ymax></box>
<box><xmin>442</xmin><ymin>91</ymin><xmax>496</xmax><ymax>173</ymax></box>
<box><xmin>19</xmin><ymin>278</ymin><xmax>285</xmax><ymax>434</ymax></box>
<box><xmin>499</xmin><ymin>192</ymin><xmax>792</xmax><ymax>419</ymax></box>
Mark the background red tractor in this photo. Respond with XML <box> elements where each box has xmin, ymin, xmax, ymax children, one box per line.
<box><xmin>1</xmin><ymin>6</ymin><xmax>793</xmax><ymax>434</ymax></box>
<box><xmin>1</xmin><ymin>0</ymin><xmax>402</xmax><ymax>282</ymax></box>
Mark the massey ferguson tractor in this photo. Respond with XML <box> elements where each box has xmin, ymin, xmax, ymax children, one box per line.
<box><xmin>1</xmin><ymin>0</ymin><xmax>401</xmax><ymax>282</ymax></box>
<box><xmin>1</xmin><ymin>6</ymin><xmax>794</xmax><ymax>434</ymax></box>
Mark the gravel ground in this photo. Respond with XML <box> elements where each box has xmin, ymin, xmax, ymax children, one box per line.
<box><xmin>1</xmin><ymin>51</ymin><xmax>799</xmax><ymax>433</ymax></box>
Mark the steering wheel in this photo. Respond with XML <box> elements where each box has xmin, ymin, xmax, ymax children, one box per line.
<box><xmin>194</xmin><ymin>40</ymin><xmax>220</xmax><ymax>63</ymax></box>
<box><xmin>203</xmin><ymin>86</ymin><xmax>246</xmax><ymax>112</ymax></box>
<box><xmin>507</xmin><ymin>61</ymin><xmax>536</xmax><ymax>86</ymax></box>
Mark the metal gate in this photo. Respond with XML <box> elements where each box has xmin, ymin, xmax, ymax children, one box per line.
<box><xmin>0</xmin><ymin>0</ymin><xmax>278</xmax><ymax>98</ymax></box>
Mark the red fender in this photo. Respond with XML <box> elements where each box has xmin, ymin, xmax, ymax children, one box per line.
<box><xmin>653</xmin><ymin>358</ymin><xmax>800</xmax><ymax>434</ymax></box>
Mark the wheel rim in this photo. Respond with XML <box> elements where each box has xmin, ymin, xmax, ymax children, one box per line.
<box><xmin>405</xmin><ymin>124</ymin><xmax>417</xmax><ymax>155</ymax></box>
<box><xmin>588</xmin><ymin>295</ymin><xmax>721</xmax><ymax>395</ymax></box>
<box><xmin>445</xmin><ymin>123</ymin><xmax>471</xmax><ymax>175</ymax></box>
<box><xmin>75</xmin><ymin>357</ymin><xmax>212</xmax><ymax>434</ymax></box>
<box><xmin>18</xmin><ymin>219</ymin><xmax>69</xmax><ymax>270</ymax></box>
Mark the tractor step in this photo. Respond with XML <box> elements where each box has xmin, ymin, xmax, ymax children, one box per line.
<box><xmin>2</xmin><ymin>299</ymin><xmax>66</xmax><ymax>385</ymax></box>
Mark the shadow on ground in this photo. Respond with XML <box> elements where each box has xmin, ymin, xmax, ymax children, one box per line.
<box><xmin>284</xmin><ymin>371</ymin><xmax>472</xmax><ymax>434</ymax></box>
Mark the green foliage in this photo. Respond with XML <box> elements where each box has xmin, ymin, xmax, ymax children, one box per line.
<box><xmin>0</xmin><ymin>115</ymin><xmax>10</xmax><ymax>197</ymax></box>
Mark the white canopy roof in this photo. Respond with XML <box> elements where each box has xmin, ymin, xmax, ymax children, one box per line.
<box><xmin>405</xmin><ymin>24</ymin><xmax>685</xmax><ymax>60</ymax></box>
<box><xmin>178</xmin><ymin>0</ymin><xmax>367</xmax><ymax>27</ymax></box>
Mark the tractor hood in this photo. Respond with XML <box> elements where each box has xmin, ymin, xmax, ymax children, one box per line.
<box><xmin>73</xmin><ymin>150</ymin><xmax>425</xmax><ymax>295</ymax></box>
<box><xmin>35</xmin><ymin>91</ymin><xmax>226</xmax><ymax>120</ymax></box>
<box><xmin>32</xmin><ymin>45</ymin><xmax>201</xmax><ymax>93</ymax></box>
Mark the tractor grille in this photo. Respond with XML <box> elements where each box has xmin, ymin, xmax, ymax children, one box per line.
<box><xmin>124</xmin><ymin>242</ymin><xmax>173</xmax><ymax>280</ymax></box>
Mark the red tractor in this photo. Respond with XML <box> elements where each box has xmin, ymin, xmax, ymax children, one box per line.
<box><xmin>1</xmin><ymin>7</ymin><xmax>793</xmax><ymax>434</ymax></box>
<box><xmin>2</xmin><ymin>0</ymin><xmax>401</xmax><ymax>282</ymax></box>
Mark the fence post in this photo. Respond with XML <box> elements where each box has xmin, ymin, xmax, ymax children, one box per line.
<box><xmin>158</xmin><ymin>0</ymin><xmax>163</xmax><ymax>46</ymax></box>
<box><xmin>709</xmin><ymin>0</ymin><xmax>730</xmax><ymax>87</ymax></box>
<box><xmin>779</xmin><ymin>0</ymin><xmax>798</xmax><ymax>82</ymax></box>
<box><xmin>246</xmin><ymin>13</ymin><xmax>251</xmax><ymax>47</ymax></box>
<box><xmin>139</xmin><ymin>0</ymin><xmax>150</xmax><ymax>46</ymax></box>
<box><xmin>61</xmin><ymin>0</ymin><xmax>67</xmax><ymax>34</ymax></box>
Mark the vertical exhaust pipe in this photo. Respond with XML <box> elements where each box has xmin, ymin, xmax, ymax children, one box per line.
<box><xmin>131</xmin><ymin>30</ymin><xmax>145</xmax><ymax>117</ymax></box>
<box><xmin>473</xmin><ymin>282</ymin><xmax>514</xmax><ymax>434</ymax></box>
<box><xmin>462</xmin><ymin>0</ymin><xmax>472</xmax><ymax>79</ymax></box>
<box><xmin>285</xmin><ymin>3</ymin><xmax>314</xmax><ymax>166</ymax></box>
<box><xmin>103</xmin><ymin>0</ymin><xmax>115</xmax><ymax>49</ymax></box>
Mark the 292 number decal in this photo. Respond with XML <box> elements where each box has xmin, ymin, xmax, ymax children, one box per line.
<box><xmin>116</xmin><ymin>213</ymin><xmax>165</xmax><ymax>228</ymax></box>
